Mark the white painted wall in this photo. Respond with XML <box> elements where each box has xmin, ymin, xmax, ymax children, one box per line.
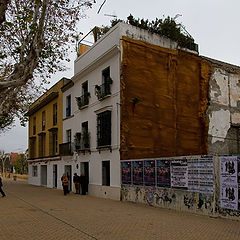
<box><xmin>62</xmin><ymin>30</ymin><xmax>121</xmax><ymax>199</ymax></box>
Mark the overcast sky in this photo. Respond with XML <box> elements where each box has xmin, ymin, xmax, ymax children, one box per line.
<box><xmin>1</xmin><ymin>0</ymin><xmax>240</xmax><ymax>153</ymax></box>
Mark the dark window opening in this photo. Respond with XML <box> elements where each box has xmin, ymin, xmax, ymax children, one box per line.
<box><xmin>76</xmin><ymin>81</ymin><xmax>90</xmax><ymax>109</ymax></box>
<box><xmin>95</xmin><ymin>67</ymin><xmax>112</xmax><ymax>100</ymax></box>
<box><xmin>33</xmin><ymin>117</ymin><xmax>36</xmax><ymax>135</ymax></box>
<box><xmin>82</xmin><ymin>81</ymin><xmax>88</xmax><ymax>94</ymax></box>
<box><xmin>52</xmin><ymin>132</ymin><xmax>58</xmax><ymax>155</ymax></box>
<box><xmin>102</xmin><ymin>67</ymin><xmax>110</xmax><ymax>84</ymax></box>
<box><xmin>53</xmin><ymin>103</ymin><xmax>57</xmax><ymax>125</ymax></box>
<box><xmin>82</xmin><ymin>121</ymin><xmax>89</xmax><ymax>149</ymax></box>
<box><xmin>97</xmin><ymin>111</ymin><xmax>111</xmax><ymax>147</ymax></box>
<box><xmin>66</xmin><ymin>95</ymin><xmax>71</xmax><ymax>117</ymax></box>
<box><xmin>42</xmin><ymin>111</ymin><xmax>46</xmax><ymax>131</ymax></box>
<box><xmin>66</xmin><ymin>129</ymin><xmax>71</xmax><ymax>143</ymax></box>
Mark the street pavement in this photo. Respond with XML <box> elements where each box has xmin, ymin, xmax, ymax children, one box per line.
<box><xmin>0</xmin><ymin>179</ymin><xmax>240</xmax><ymax>240</ymax></box>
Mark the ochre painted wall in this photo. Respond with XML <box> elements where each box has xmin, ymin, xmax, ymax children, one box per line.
<box><xmin>120</xmin><ymin>37</ymin><xmax>212</xmax><ymax>160</ymax></box>
<box><xmin>28</xmin><ymin>80</ymin><xmax>64</xmax><ymax>158</ymax></box>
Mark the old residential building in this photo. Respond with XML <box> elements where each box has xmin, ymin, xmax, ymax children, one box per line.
<box><xmin>59</xmin><ymin>22</ymin><xmax>240</xmax><ymax>201</ymax></box>
<box><xmin>26</xmin><ymin>78</ymin><xmax>71</xmax><ymax>187</ymax></box>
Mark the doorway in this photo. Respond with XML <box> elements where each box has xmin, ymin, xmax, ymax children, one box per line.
<box><xmin>53</xmin><ymin>164</ymin><xmax>57</xmax><ymax>188</ymax></box>
<box><xmin>81</xmin><ymin>162</ymin><xmax>89</xmax><ymax>193</ymax></box>
<box><xmin>41</xmin><ymin>165</ymin><xmax>47</xmax><ymax>186</ymax></box>
<box><xmin>102</xmin><ymin>161</ymin><xmax>110</xmax><ymax>186</ymax></box>
<box><xmin>65</xmin><ymin>165</ymin><xmax>72</xmax><ymax>191</ymax></box>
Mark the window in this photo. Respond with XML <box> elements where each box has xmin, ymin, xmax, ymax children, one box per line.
<box><xmin>66</xmin><ymin>95</ymin><xmax>71</xmax><ymax>117</ymax></box>
<box><xmin>53</xmin><ymin>103</ymin><xmax>57</xmax><ymax>125</ymax></box>
<box><xmin>42</xmin><ymin>111</ymin><xmax>46</xmax><ymax>131</ymax></box>
<box><xmin>53</xmin><ymin>132</ymin><xmax>58</xmax><ymax>154</ymax></box>
<box><xmin>97</xmin><ymin>111</ymin><xmax>111</xmax><ymax>147</ymax></box>
<box><xmin>82</xmin><ymin>122</ymin><xmax>89</xmax><ymax>148</ymax></box>
<box><xmin>33</xmin><ymin>117</ymin><xmax>36</xmax><ymax>135</ymax></box>
<box><xmin>81</xmin><ymin>81</ymin><xmax>89</xmax><ymax>106</ymax></box>
<box><xmin>102</xmin><ymin>161</ymin><xmax>110</xmax><ymax>186</ymax></box>
<box><xmin>29</xmin><ymin>138</ymin><xmax>36</xmax><ymax>159</ymax></box>
<box><xmin>66</xmin><ymin>129</ymin><xmax>71</xmax><ymax>143</ymax></box>
<box><xmin>38</xmin><ymin>133</ymin><xmax>46</xmax><ymax>157</ymax></box>
<box><xmin>82</xmin><ymin>81</ymin><xmax>88</xmax><ymax>95</ymax></box>
<box><xmin>95</xmin><ymin>67</ymin><xmax>112</xmax><ymax>100</ymax></box>
<box><xmin>76</xmin><ymin>82</ymin><xmax>89</xmax><ymax>109</ymax></box>
<box><xmin>102</xmin><ymin>67</ymin><xmax>110</xmax><ymax>84</ymax></box>
<box><xmin>32</xmin><ymin>166</ymin><xmax>38</xmax><ymax>177</ymax></box>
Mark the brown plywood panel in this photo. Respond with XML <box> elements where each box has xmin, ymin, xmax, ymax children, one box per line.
<box><xmin>120</xmin><ymin>36</ymin><xmax>211</xmax><ymax>160</ymax></box>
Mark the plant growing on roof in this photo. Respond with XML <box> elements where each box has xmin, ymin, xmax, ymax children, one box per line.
<box><xmin>101</xmin><ymin>14</ymin><xmax>197</xmax><ymax>51</ymax></box>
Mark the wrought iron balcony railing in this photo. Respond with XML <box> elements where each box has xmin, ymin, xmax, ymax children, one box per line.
<box><xmin>95</xmin><ymin>82</ymin><xmax>112</xmax><ymax>100</ymax></box>
<box><xmin>74</xmin><ymin>132</ymin><xmax>90</xmax><ymax>151</ymax></box>
<box><xmin>76</xmin><ymin>92</ymin><xmax>90</xmax><ymax>109</ymax></box>
<box><xmin>59</xmin><ymin>142</ymin><xmax>74</xmax><ymax>156</ymax></box>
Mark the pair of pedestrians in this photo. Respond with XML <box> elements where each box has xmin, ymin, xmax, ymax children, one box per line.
<box><xmin>73</xmin><ymin>173</ymin><xmax>87</xmax><ymax>195</ymax></box>
<box><xmin>0</xmin><ymin>176</ymin><xmax>6</xmax><ymax>198</ymax></box>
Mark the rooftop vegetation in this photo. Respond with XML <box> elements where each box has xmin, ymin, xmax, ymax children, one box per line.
<box><xmin>101</xmin><ymin>14</ymin><xmax>197</xmax><ymax>51</ymax></box>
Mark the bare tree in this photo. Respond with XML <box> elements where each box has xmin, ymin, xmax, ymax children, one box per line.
<box><xmin>0</xmin><ymin>0</ymin><xmax>95</xmax><ymax>131</ymax></box>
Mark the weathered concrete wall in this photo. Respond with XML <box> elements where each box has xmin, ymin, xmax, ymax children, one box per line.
<box><xmin>121</xmin><ymin>155</ymin><xmax>240</xmax><ymax>221</ymax></box>
<box><xmin>120</xmin><ymin>36</ymin><xmax>212</xmax><ymax>160</ymax></box>
<box><xmin>121</xmin><ymin>185</ymin><xmax>215</xmax><ymax>216</ymax></box>
<box><xmin>207</xmin><ymin>61</ymin><xmax>240</xmax><ymax>155</ymax></box>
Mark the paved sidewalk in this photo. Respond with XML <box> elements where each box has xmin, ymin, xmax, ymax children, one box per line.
<box><xmin>0</xmin><ymin>180</ymin><xmax>240</xmax><ymax>240</ymax></box>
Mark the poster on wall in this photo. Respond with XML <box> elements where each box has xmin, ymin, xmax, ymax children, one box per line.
<box><xmin>171</xmin><ymin>158</ymin><xmax>188</xmax><ymax>189</ymax></box>
<box><xmin>156</xmin><ymin>159</ymin><xmax>171</xmax><ymax>188</ymax></box>
<box><xmin>133</xmin><ymin>161</ymin><xmax>143</xmax><ymax>185</ymax></box>
<box><xmin>220</xmin><ymin>156</ymin><xmax>239</xmax><ymax>210</ymax></box>
<box><xmin>144</xmin><ymin>160</ymin><xmax>155</xmax><ymax>186</ymax></box>
<box><xmin>188</xmin><ymin>156</ymin><xmax>214</xmax><ymax>194</ymax></box>
<box><xmin>198</xmin><ymin>156</ymin><xmax>214</xmax><ymax>194</ymax></box>
<box><xmin>187</xmin><ymin>157</ymin><xmax>199</xmax><ymax>192</ymax></box>
<box><xmin>121</xmin><ymin>161</ymin><xmax>132</xmax><ymax>185</ymax></box>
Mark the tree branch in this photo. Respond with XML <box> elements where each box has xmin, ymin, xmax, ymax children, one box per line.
<box><xmin>0</xmin><ymin>0</ymin><xmax>9</xmax><ymax>24</ymax></box>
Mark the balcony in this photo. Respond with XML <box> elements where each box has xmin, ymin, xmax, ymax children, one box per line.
<box><xmin>59</xmin><ymin>142</ymin><xmax>74</xmax><ymax>156</ymax></box>
<box><xmin>74</xmin><ymin>131</ymin><xmax>90</xmax><ymax>153</ymax></box>
<box><xmin>95</xmin><ymin>79</ymin><xmax>112</xmax><ymax>100</ymax></box>
<box><xmin>76</xmin><ymin>92</ymin><xmax>90</xmax><ymax>110</ymax></box>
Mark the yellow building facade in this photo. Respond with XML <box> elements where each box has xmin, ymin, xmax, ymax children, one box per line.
<box><xmin>26</xmin><ymin>78</ymin><xmax>70</xmax><ymax>161</ymax></box>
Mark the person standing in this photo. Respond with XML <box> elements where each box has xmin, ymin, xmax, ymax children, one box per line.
<box><xmin>0</xmin><ymin>176</ymin><xmax>6</xmax><ymax>198</ymax></box>
<box><xmin>80</xmin><ymin>173</ymin><xmax>87</xmax><ymax>195</ymax></box>
<box><xmin>73</xmin><ymin>173</ymin><xmax>80</xmax><ymax>194</ymax></box>
<box><xmin>61</xmin><ymin>173</ymin><xmax>69</xmax><ymax>195</ymax></box>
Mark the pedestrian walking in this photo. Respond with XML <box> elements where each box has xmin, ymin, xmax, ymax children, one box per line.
<box><xmin>73</xmin><ymin>173</ymin><xmax>80</xmax><ymax>194</ymax></box>
<box><xmin>61</xmin><ymin>173</ymin><xmax>69</xmax><ymax>195</ymax></box>
<box><xmin>0</xmin><ymin>176</ymin><xmax>6</xmax><ymax>198</ymax></box>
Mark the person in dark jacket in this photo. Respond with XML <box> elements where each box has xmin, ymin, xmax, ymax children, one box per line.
<box><xmin>79</xmin><ymin>173</ymin><xmax>87</xmax><ymax>195</ymax></box>
<box><xmin>0</xmin><ymin>177</ymin><xmax>6</xmax><ymax>197</ymax></box>
<box><xmin>73</xmin><ymin>173</ymin><xmax>80</xmax><ymax>194</ymax></box>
